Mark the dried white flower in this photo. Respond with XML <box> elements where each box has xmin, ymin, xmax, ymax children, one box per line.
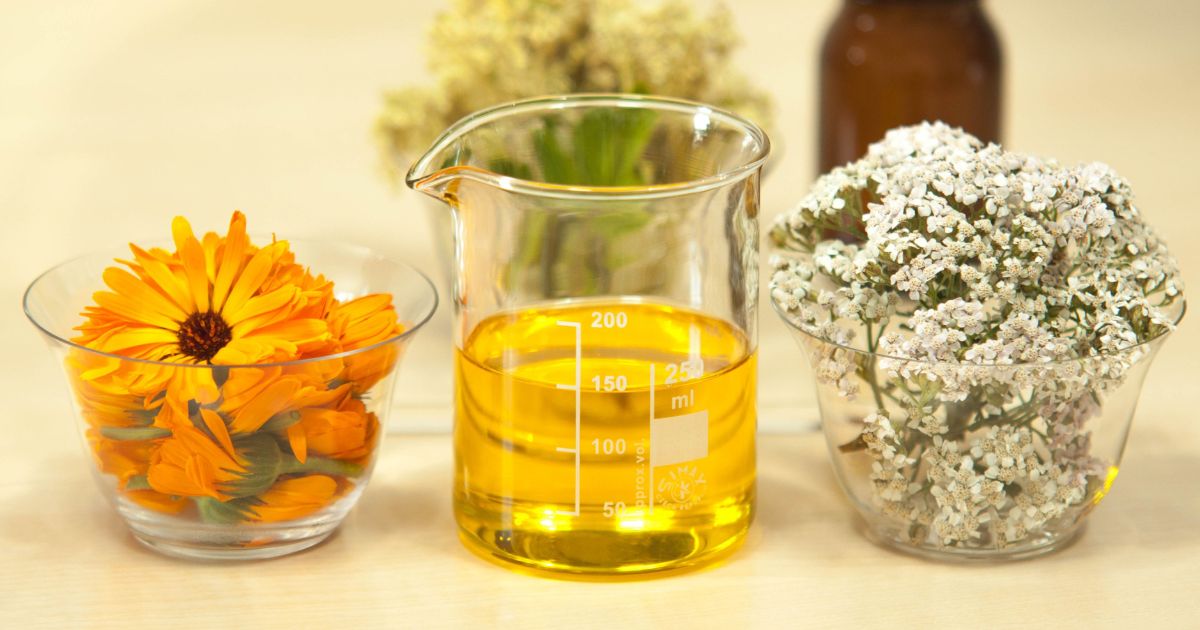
<box><xmin>773</xmin><ymin>122</ymin><xmax>1184</xmax><ymax>549</ymax></box>
<box><xmin>375</xmin><ymin>0</ymin><xmax>773</xmax><ymax>178</ymax></box>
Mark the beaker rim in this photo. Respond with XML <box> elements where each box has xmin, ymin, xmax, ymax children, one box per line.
<box><xmin>406</xmin><ymin>93</ymin><xmax>772</xmax><ymax>201</ymax></box>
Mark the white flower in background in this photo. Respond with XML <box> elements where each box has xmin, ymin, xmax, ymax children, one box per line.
<box><xmin>770</xmin><ymin>122</ymin><xmax>1184</xmax><ymax>549</ymax></box>
<box><xmin>375</xmin><ymin>0</ymin><xmax>773</xmax><ymax>177</ymax></box>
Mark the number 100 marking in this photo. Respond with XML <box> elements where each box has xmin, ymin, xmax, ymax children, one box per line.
<box><xmin>591</xmin><ymin>438</ymin><xmax>626</xmax><ymax>455</ymax></box>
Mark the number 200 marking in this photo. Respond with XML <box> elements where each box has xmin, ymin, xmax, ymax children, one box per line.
<box><xmin>590</xmin><ymin>311</ymin><xmax>627</xmax><ymax>329</ymax></box>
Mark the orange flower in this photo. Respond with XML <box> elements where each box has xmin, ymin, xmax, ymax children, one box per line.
<box><xmin>328</xmin><ymin>294</ymin><xmax>405</xmax><ymax>392</ymax></box>
<box><xmin>248</xmin><ymin>475</ymin><xmax>339</xmax><ymax>523</ymax></box>
<box><xmin>64</xmin><ymin>211</ymin><xmax>406</xmax><ymax>525</ymax></box>
<box><xmin>286</xmin><ymin>397</ymin><xmax>379</xmax><ymax>463</ymax></box>
<box><xmin>224</xmin><ymin>378</ymin><xmax>351</xmax><ymax>435</ymax></box>
<box><xmin>146</xmin><ymin>423</ymin><xmax>246</xmax><ymax>500</ymax></box>
<box><xmin>69</xmin><ymin>353</ymin><xmax>160</xmax><ymax>429</ymax></box>
<box><xmin>125</xmin><ymin>490</ymin><xmax>189</xmax><ymax>515</ymax></box>
<box><xmin>86</xmin><ymin>428</ymin><xmax>157</xmax><ymax>486</ymax></box>
<box><xmin>74</xmin><ymin>211</ymin><xmax>335</xmax><ymax>368</ymax></box>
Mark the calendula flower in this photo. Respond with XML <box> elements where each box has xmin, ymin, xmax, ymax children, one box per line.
<box><xmin>147</xmin><ymin>424</ymin><xmax>247</xmax><ymax>501</ymax></box>
<box><xmin>86</xmin><ymin>429</ymin><xmax>156</xmax><ymax>487</ymax></box>
<box><xmin>224</xmin><ymin>378</ymin><xmax>350</xmax><ymax>434</ymax></box>
<box><xmin>248</xmin><ymin>475</ymin><xmax>339</xmax><ymax>523</ymax></box>
<box><xmin>286</xmin><ymin>397</ymin><xmax>379</xmax><ymax>464</ymax></box>
<box><xmin>328</xmin><ymin>294</ymin><xmax>405</xmax><ymax>392</ymax></box>
<box><xmin>68</xmin><ymin>351</ymin><xmax>161</xmax><ymax>429</ymax></box>
<box><xmin>64</xmin><ymin>211</ymin><xmax>405</xmax><ymax>526</ymax></box>
<box><xmin>124</xmin><ymin>489</ymin><xmax>189</xmax><ymax>515</ymax></box>
<box><xmin>74</xmin><ymin>211</ymin><xmax>334</xmax><ymax>368</ymax></box>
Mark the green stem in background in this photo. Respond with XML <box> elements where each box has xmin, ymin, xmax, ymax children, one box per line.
<box><xmin>519</xmin><ymin>110</ymin><xmax>661</xmax><ymax>296</ymax></box>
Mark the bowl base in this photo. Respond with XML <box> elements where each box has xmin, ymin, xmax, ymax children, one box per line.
<box><xmin>130</xmin><ymin>528</ymin><xmax>334</xmax><ymax>561</ymax></box>
<box><xmin>862</xmin><ymin>520</ymin><xmax>1086</xmax><ymax>562</ymax></box>
<box><xmin>116</xmin><ymin>496</ymin><xmax>346</xmax><ymax>561</ymax></box>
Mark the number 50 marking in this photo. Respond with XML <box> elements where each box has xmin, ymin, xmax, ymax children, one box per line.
<box><xmin>603</xmin><ymin>501</ymin><xmax>626</xmax><ymax>518</ymax></box>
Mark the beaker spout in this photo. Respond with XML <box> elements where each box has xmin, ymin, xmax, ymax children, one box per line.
<box><xmin>406</xmin><ymin>132</ymin><xmax>475</xmax><ymax>202</ymax></box>
<box><xmin>407</xmin><ymin>164</ymin><xmax>475</xmax><ymax>204</ymax></box>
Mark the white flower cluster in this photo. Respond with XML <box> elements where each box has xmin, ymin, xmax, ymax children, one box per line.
<box><xmin>863</xmin><ymin>413</ymin><xmax>1098</xmax><ymax>548</ymax></box>
<box><xmin>771</xmin><ymin>122</ymin><xmax>1181</xmax><ymax>361</ymax></box>
<box><xmin>772</xmin><ymin>122</ymin><xmax>1183</xmax><ymax>550</ymax></box>
<box><xmin>376</xmin><ymin>0</ymin><xmax>773</xmax><ymax>176</ymax></box>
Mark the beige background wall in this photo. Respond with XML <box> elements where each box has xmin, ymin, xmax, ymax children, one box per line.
<box><xmin>5</xmin><ymin>0</ymin><xmax>1199</xmax><ymax>433</ymax></box>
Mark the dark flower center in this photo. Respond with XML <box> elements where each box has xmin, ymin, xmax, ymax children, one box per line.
<box><xmin>177</xmin><ymin>311</ymin><xmax>232</xmax><ymax>362</ymax></box>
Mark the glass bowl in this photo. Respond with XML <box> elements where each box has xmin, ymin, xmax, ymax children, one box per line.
<box><xmin>24</xmin><ymin>240</ymin><xmax>437</xmax><ymax>560</ymax></box>
<box><xmin>773</xmin><ymin>298</ymin><xmax>1183</xmax><ymax>561</ymax></box>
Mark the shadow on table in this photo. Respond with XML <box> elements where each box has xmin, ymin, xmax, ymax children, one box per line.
<box><xmin>339</xmin><ymin>449</ymin><xmax>462</xmax><ymax>558</ymax></box>
<box><xmin>0</xmin><ymin>453</ymin><xmax>144</xmax><ymax>558</ymax></box>
<box><xmin>748</xmin><ymin>426</ymin><xmax>1200</xmax><ymax>564</ymax></box>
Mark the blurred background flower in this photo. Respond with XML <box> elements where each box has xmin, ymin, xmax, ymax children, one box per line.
<box><xmin>375</xmin><ymin>0</ymin><xmax>773</xmax><ymax>174</ymax></box>
<box><xmin>6</xmin><ymin>0</ymin><xmax>1199</xmax><ymax>434</ymax></box>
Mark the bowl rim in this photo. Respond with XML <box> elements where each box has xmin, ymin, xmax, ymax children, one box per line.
<box><xmin>23</xmin><ymin>237</ymin><xmax>439</xmax><ymax>370</ymax></box>
<box><xmin>770</xmin><ymin>292</ymin><xmax>1186</xmax><ymax>368</ymax></box>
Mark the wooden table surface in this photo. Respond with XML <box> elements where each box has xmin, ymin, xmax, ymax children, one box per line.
<box><xmin>3</xmin><ymin>0</ymin><xmax>1199</xmax><ymax>627</ymax></box>
<box><xmin>2</xmin><ymin>428</ymin><xmax>1198</xmax><ymax>628</ymax></box>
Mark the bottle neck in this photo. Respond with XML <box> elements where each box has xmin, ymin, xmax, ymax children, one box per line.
<box><xmin>848</xmin><ymin>0</ymin><xmax>979</xmax><ymax>4</ymax></box>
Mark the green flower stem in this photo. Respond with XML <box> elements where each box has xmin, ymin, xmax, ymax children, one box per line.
<box><xmin>864</xmin><ymin>320</ymin><xmax>887</xmax><ymax>411</ymax></box>
<box><xmin>124</xmin><ymin>475</ymin><xmax>151</xmax><ymax>490</ymax></box>
<box><xmin>100</xmin><ymin>426</ymin><xmax>171</xmax><ymax>441</ymax></box>
<box><xmin>280</xmin><ymin>456</ymin><xmax>363</xmax><ymax>478</ymax></box>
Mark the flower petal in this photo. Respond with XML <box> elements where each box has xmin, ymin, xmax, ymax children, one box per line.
<box><xmin>212</xmin><ymin>211</ymin><xmax>249</xmax><ymax>312</ymax></box>
<box><xmin>230</xmin><ymin>378</ymin><xmax>302</xmax><ymax>434</ymax></box>
<box><xmin>222</xmin><ymin>241</ymin><xmax>286</xmax><ymax>319</ymax></box>
<box><xmin>244</xmin><ymin>318</ymin><xmax>330</xmax><ymax>352</ymax></box>
<box><xmin>93</xmin><ymin>290</ymin><xmax>180</xmax><ymax>330</ymax></box>
<box><xmin>172</xmin><ymin>216</ymin><xmax>210</xmax><ymax>313</ymax></box>
<box><xmin>286</xmin><ymin>423</ymin><xmax>308</xmax><ymax>464</ymax></box>
<box><xmin>102</xmin><ymin>267</ymin><xmax>189</xmax><ymax>323</ymax></box>
<box><xmin>199</xmin><ymin>408</ymin><xmax>238</xmax><ymax>461</ymax></box>
<box><xmin>224</xmin><ymin>287</ymin><xmax>299</xmax><ymax>329</ymax></box>
<box><xmin>129</xmin><ymin>246</ymin><xmax>195</xmax><ymax>316</ymax></box>
<box><xmin>92</xmin><ymin>327</ymin><xmax>178</xmax><ymax>353</ymax></box>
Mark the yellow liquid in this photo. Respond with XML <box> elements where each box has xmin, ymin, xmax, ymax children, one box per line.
<box><xmin>454</xmin><ymin>300</ymin><xmax>756</xmax><ymax>576</ymax></box>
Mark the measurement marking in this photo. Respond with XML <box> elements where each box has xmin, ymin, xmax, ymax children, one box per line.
<box><xmin>555</xmin><ymin>447</ymin><xmax>577</xmax><ymax>453</ymax></box>
<box><xmin>556</xmin><ymin>320</ymin><xmax>582</xmax><ymax>517</ymax></box>
<box><xmin>649</xmin><ymin>362</ymin><xmax>655</xmax><ymax>515</ymax></box>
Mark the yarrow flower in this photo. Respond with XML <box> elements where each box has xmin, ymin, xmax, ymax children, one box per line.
<box><xmin>374</xmin><ymin>0</ymin><xmax>772</xmax><ymax>172</ymax></box>
<box><xmin>68</xmin><ymin>212</ymin><xmax>407</xmax><ymax>524</ymax></box>
<box><xmin>771</xmin><ymin>122</ymin><xmax>1184</xmax><ymax>550</ymax></box>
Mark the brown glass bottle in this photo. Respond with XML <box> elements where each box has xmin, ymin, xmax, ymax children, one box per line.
<box><xmin>818</xmin><ymin>0</ymin><xmax>1002</xmax><ymax>173</ymax></box>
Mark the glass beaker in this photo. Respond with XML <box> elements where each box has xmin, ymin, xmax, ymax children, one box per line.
<box><xmin>408</xmin><ymin>95</ymin><xmax>770</xmax><ymax>576</ymax></box>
